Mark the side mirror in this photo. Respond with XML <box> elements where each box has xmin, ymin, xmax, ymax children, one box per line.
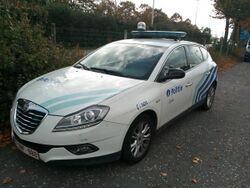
<box><xmin>158</xmin><ymin>68</ymin><xmax>185</xmax><ymax>82</ymax></box>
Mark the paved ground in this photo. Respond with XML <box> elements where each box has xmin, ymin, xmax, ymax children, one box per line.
<box><xmin>0</xmin><ymin>62</ymin><xmax>250</xmax><ymax>188</ymax></box>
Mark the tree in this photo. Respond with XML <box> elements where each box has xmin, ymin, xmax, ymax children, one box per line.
<box><xmin>170</xmin><ymin>13</ymin><xmax>183</xmax><ymax>22</ymax></box>
<box><xmin>213</xmin><ymin>0</ymin><xmax>235</xmax><ymax>49</ymax></box>
<box><xmin>95</xmin><ymin>0</ymin><xmax>117</xmax><ymax>16</ymax></box>
<box><xmin>77</xmin><ymin>0</ymin><xmax>97</xmax><ymax>12</ymax></box>
<box><xmin>137</xmin><ymin>4</ymin><xmax>153</xmax><ymax>27</ymax></box>
<box><xmin>117</xmin><ymin>1</ymin><xmax>137</xmax><ymax>22</ymax></box>
<box><xmin>213</xmin><ymin>0</ymin><xmax>250</xmax><ymax>48</ymax></box>
<box><xmin>184</xmin><ymin>18</ymin><xmax>192</xmax><ymax>25</ymax></box>
<box><xmin>0</xmin><ymin>0</ymin><xmax>80</xmax><ymax>126</ymax></box>
<box><xmin>153</xmin><ymin>8</ymin><xmax>169</xmax><ymax>24</ymax></box>
<box><xmin>202</xmin><ymin>27</ymin><xmax>212</xmax><ymax>44</ymax></box>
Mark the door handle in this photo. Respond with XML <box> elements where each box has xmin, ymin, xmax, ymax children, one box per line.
<box><xmin>185</xmin><ymin>82</ymin><xmax>193</xmax><ymax>87</ymax></box>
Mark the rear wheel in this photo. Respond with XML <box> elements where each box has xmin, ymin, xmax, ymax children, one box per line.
<box><xmin>200</xmin><ymin>84</ymin><xmax>216</xmax><ymax>110</ymax></box>
<box><xmin>122</xmin><ymin>114</ymin><xmax>154</xmax><ymax>164</ymax></box>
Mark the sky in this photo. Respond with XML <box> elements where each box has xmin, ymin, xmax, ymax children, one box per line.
<box><xmin>127</xmin><ymin>0</ymin><xmax>226</xmax><ymax>37</ymax></box>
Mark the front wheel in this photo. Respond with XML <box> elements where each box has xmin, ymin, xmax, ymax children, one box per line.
<box><xmin>200</xmin><ymin>85</ymin><xmax>216</xmax><ymax>110</ymax></box>
<box><xmin>122</xmin><ymin>114</ymin><xmax>154</xmax><ymax>164</ymax></box>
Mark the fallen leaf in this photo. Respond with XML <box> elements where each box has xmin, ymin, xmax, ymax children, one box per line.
<box><xmin>19</xmin><ymin>169</ymin><xmax>26</xmax><ymax>174</ymax></box>
<box><xmin>176</xmin><ymin>144</ymin><xmax>182</xmax><ymax>150</ymax></box>
<box><xmin>192</xmin><ymin>157</ymin><xmax>201</xmax><ymax>164</ymax></box>
<box><xmin>191</xmin><ymin>177</ymin><xmax>197</xmax><ymax>184</ymax></box>
<box><xmin>160</xmin><ymin>172</ymin><xmax>168</xmax><ymax>177</ymax></box>
<box><xmin>2</xmin><ymin>177</ymin><xmax>12</xmax><ymax>184</ymax></box>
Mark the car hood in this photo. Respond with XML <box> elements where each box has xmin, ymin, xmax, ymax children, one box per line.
<box><xmin>17</xmin><ymin>67</ymin><xmax>143</xmax><ymax>116</ymax></box>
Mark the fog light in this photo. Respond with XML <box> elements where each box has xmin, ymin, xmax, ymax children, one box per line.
<box><xmin>65</xmin><ymin>144</ymin><xmax>99</xmax><ymax>155</ymax></box>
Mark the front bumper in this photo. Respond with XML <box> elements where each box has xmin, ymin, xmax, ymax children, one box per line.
<box><xmin>13</xmin><ymin>132</ymin><xmax>120</xmax><ymax>165</ymax></box>
<box><xmin>10</xmin><ymin>107</ymin><xmax>129</xmax><ymax>163</ymax></box>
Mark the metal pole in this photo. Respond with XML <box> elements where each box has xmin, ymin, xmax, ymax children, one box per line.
<box><xmin>124</xmin><ymin>30</ymin><xmax>127</xmax><ymax>39</ymax></box>
<box><xmin>195</xmin><ymin>0</ymin><xmax>199</xmax><ymax>25</ymax></box>
<box><xmin>151</xmin><ymin>0</ymin><xmax>155</xmax><ymax>27</ymax></box>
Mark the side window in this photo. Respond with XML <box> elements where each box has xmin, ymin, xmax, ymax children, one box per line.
<box><xmin>200</xmin><ymin>47</ymin><xmax>208</xmax><ymax>61</ymax></box>
<box><xmin>166</xmin><ymin>47</ymin><xmax>188</xmax><ymax>70</ymax></box>
<box><xmin>188</xmin><ymin>46</ymin><xmax>203</xmax><ymax>67</ymax></box>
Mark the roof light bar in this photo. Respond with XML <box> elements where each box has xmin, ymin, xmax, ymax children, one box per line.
<box><xmin>131</xmin><ymin>31</ymin><xmax>187</xmax><ymax>40</ymax></box>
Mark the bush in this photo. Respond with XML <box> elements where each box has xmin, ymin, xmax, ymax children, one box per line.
<box><xmin>0</xmin><ymin>1</ymin><xmax>83</xmax><ymax>128</ymax></box>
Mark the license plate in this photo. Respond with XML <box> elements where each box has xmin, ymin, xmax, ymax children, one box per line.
<box><xmin>14</xmin><ymin>139</ymin><xmax>39</xmax><ymax>160</ymax></box>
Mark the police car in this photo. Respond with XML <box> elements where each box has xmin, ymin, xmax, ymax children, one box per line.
<box><xmin>244</xmin><ymin>39</ymin><xmax>250</xmax><ymax>62</ymax></box>
<box><xmin>10</xmin><ymin>23</ymin><xmax>218</xmax><ymax>164</ymax></box>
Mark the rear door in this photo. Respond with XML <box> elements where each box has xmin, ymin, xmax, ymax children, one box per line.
<box><xmin>185</xmin><ymin>45</ymin><xmax>211</xmax><ymax>105</ymax></box>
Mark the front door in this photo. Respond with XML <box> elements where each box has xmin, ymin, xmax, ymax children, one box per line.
<box><xmin>159</xmin><ymin>46</ymin><xmax>193</xmax><ymax>125</ymax></box>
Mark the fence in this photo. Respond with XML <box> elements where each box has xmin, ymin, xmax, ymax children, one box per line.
<box><xmin>51</xmin><ymin>25</ymin><xmax>127</xmax><ymax>48</ymax></box>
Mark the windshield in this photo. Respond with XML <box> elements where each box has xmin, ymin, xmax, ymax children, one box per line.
<box><xmin>78</xmin><ymin>43</ymin><xmax>166</xmax><ymax>80</ymax></box>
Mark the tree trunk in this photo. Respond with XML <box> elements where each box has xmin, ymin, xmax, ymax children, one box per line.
<box><xmin>223</xmin><ymin>17</ymin><xmax>230</xmax><ymax>53</ymax></box>
<box><xmin>235</xmin><ymin>22</ymin><xmax>240</xmax><ymax>44</ymax></box>
<box><xmin>232</xmin><ymin>21</ymin><xmax>240</xmax><ymax>44</ymax></box>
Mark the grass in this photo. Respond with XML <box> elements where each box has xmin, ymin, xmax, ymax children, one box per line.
<box><xmin>209</xmin><ymin>48</ymin><xmax>242</xmax><ymax>72</ymax></box>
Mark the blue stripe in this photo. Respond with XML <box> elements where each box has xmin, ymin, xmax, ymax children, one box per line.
<box><xmin>41</xmin><ymin>89</ymin><xmax>118</xmax><ymax>107</ymax></box>
<box><xmin>195</xmin><ymin>67</ymin><xmax>214</xmax><ymax>103</ymax></box>
<box><xmin>196</xmin><ymin>68</ymin><xmax>216</xmax><ymax>102</ymax></box>
<box><xmin>196</xmin><ymin>67</ymin><xmax>217</xmax><ymax>102</ymax></box>
<box><xmin>48</xmin><ymin>96</ymin><xmax>105</xmax><ymax>113</ymax></box>
<box><xmin>199</xmin><ymin>68</ymin><xmax>217</xmax><ymax>101</ymax></box>
<box><xmin>196</xmin><ymin>68</ymin><xmax>215</xmax><ymax>101</ymax></box>
<box><xmin>195</xmin><ymin>68</ymin><xmax>214</xmax><ymax>102</ymax></box>
<box><xmin>192</xmin><ymin>73</ymin><xmax>207</xmax><ymax>104</ymax></box>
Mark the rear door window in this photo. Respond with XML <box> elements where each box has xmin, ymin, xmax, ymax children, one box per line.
<box><xmin>200</xmin><ymin>47</ymin><xmax>208</xmax><ymax>61</ymax></box>
<box><xmin>187</xmin><ymin>46</ymin><xmax>204</xmax><ymax>68</ymax></box>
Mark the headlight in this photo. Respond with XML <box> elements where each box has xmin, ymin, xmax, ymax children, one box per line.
<box><xmin>53</xmin><ymin>105</ymin><xmax>110</xmax><ymax>132</ymax></box>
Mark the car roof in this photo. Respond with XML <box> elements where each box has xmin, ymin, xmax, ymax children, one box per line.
<box><xmin>113</xmin><ymin>38</ymin><xmax>202</xmax><ymax>48</ymax></box>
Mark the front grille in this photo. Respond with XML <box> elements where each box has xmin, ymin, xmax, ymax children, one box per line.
<box><xmin>15</xmin><ymin>99</ymin><xmax>48</xmax><ymax>134</ymax></box>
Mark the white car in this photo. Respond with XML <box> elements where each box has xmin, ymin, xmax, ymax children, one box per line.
<box><xmin>244</xmin><ymin>39</ymin><xmax>250</xmax><ymax>62</ymax></box>
<box><xmin>10</xmin><ymin>31</ymin><xmax>218</xmax><ymax>164</ymax></box>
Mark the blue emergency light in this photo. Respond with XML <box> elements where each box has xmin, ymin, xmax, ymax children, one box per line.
<box><xmin>131</xmin><ymin>30</ymin><xmax>187</xmax><ymax>40</ymax></box>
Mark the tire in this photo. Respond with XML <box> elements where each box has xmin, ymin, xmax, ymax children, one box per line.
<box><xmin>200</xmin><ymin>84</ymin><xmax>216</xmax><ymax>111</ymax></box>
<box><xmin>122</xmin><ymin>114</ymin><xmax>154</xmax><ymax>164</ymax></box>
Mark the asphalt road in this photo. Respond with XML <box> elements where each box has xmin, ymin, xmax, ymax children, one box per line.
<box><xmin>1</xmin><ymin>62</ymin><xmax>250</xmax><ymax>188</ymax></box>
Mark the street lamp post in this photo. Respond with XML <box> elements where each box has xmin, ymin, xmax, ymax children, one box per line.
<box><xmin>195</xmin><ymin>0</ymin><xmax>200</xmax><ymax>25</ymax></box>
<box><xmin>151</xmin><ymin>0</ymin><xmax>155</xmax><ymax>27</ymax></box>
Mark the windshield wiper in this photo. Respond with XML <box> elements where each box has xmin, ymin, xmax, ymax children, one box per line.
<box><xmin>74</xmin><ymin>64</ymin><xmax>90</xmax><ymax>70</ymax></box>
<box><xmin>89</xmin><ymin>67</ymin><xmax>124</xmax><ymax>77</ymax></box>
